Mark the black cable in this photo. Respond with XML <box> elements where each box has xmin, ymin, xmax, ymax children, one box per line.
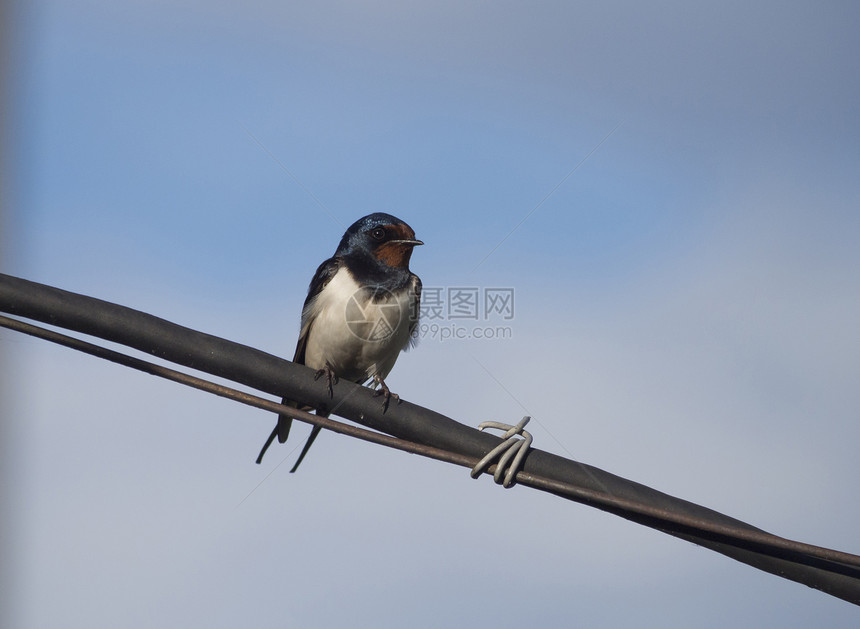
<box><xmin>4</xmin><ymin>311</ymin><xmax>859</xmax><ymax>573</ymax></box>
<box><xmin>2</xmin><ymin>272</ymin><xmax>859</xmax><ymax>605</ymax></box>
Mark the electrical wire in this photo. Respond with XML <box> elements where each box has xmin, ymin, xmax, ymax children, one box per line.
<box><xmin>3</xmin><ymin>313</ymin><xmax>859</xmax><ymax>578</ymax></box>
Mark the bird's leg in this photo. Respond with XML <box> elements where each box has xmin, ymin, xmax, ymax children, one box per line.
<box><xmin>372</xmin><ymin>375</ymin><xmax>399</xmax><ymax>413</ymax></box>
<box><xmin>314</xmin><ymin>362</ymin><xmax>338</xmax><ymax>397</ymax></box>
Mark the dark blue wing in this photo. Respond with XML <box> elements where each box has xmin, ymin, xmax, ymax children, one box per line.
<box><xmin>292</xmin><ymin>256</ymin><xmax>341</xmax><ymax>365</ymax></box>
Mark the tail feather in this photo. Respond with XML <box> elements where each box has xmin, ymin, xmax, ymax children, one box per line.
<box><xmin>256</xmin><ymin>397</ymin><xmax>328</xmax><ymax>470</ymax></box>
<box><xmin>255</xmin><ymin>425</ymin><xmax>278</xmax><ymax>464</ymax></box>
<box><xmin>276</xmin><ymin>408</ymin><xmax>292</xmax><ymax>444</ymax></box>
<box><xmin>255</xmin><ymin>397</ymin><xmax>295</xmax><ymax>464</ymax></box>
<box><xmin>289</xmin><ymin>425</ymin><xmax>323</xmax><ymax>473</ymax></box>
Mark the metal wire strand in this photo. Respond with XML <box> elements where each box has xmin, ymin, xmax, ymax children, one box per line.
<box><xmin>471</xmin><ymin>417</ymin><xmax>534</xmax><ymax>487</ymax></box>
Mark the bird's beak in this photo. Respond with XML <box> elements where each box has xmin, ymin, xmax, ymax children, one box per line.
<box><xmin>390</xmin><ymin>239</ymin><xmax>424</xmax><ymax>246</ymax></box>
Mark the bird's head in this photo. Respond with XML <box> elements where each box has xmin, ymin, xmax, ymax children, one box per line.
<box><xmin>336</xmin><ymin>213</ymin><xmax>423</xmax><ymax>268</ymax></box>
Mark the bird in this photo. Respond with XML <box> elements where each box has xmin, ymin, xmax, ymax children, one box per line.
<box><xmin>255</xmin><ymin>213</ymin><xmax>423</xmax><ymax>471</ymax></box>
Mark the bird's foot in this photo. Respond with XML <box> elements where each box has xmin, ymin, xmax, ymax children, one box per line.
<box><xmin>372</xmin><ymin>375</ymin><xmax>399</xmax><ymax>413</ymax></box>
<box><xmin>470</xmin><ymin>416</ymin><xmax>533</xmax><ymax>488</ymax></box>
<box><xmin>314</xmin><ymin>362</ymin><xmax>339</xmax><ymax>397</ymax></box>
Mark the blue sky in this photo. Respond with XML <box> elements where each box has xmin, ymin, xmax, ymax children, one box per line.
<box><xmin>3</xmin><ymin>1</ymin><xmax>860</xmax><ymax>627</ymax></box>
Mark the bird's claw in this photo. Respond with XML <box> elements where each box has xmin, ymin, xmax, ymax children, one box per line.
<box><xmin>470</xmin><ymin>416</ymin><xmax>533</xmax><ymax>488</ymax></box>
<box><xmin>372</xmin><ymin>376</ymin><xmax>399</xmax><ymax>413</ymax></box>
<box><xmin>314</xmin><ymin>363</ymin><xmax>338</xmax><ymax>397</ymax></box>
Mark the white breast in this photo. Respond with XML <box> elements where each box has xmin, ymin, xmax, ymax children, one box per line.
<box><xmin>301</xmin><ymin>267</ymin><xmax>416</xmax><ymax>383</ymax></box>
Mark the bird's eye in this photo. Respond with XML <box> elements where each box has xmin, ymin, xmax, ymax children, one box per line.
<box><xmin>371</xmin><ymin>227</ymin><xmax>386</xmax><ymax>240</ymax></box>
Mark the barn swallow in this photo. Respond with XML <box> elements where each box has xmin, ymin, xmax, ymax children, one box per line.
<box><xmin>255</xmin><ymin>213</ymin><xmax>423</xmax><ymax>471</ymax></box>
